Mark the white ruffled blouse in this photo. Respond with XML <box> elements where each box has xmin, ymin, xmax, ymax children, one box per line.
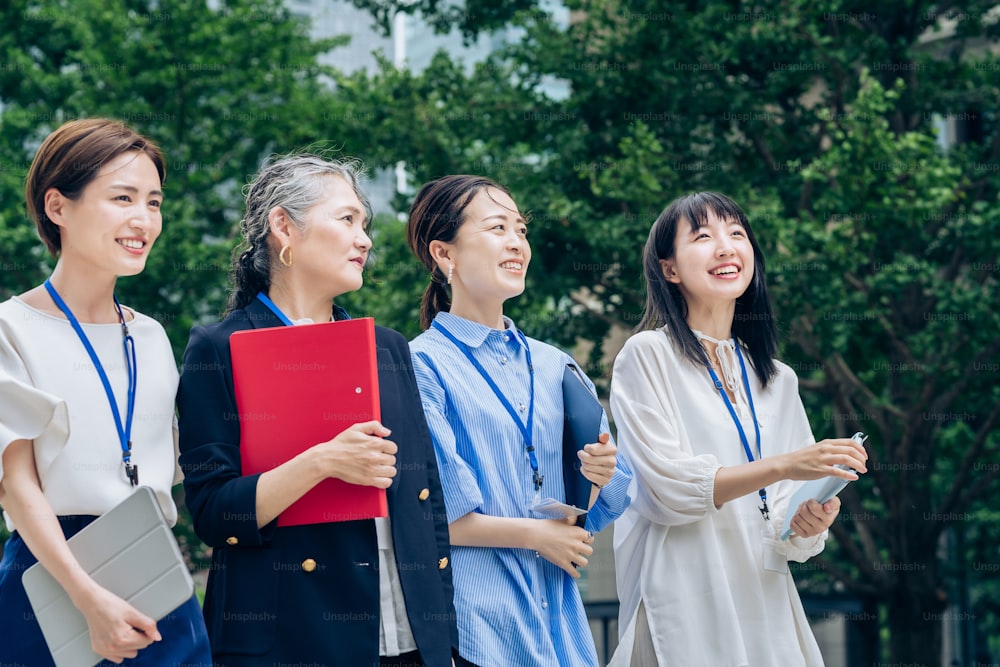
<box><xmin>0</xmin><ymin>297</ymin><xmax>180</xmax><ymax>531</ymax></box>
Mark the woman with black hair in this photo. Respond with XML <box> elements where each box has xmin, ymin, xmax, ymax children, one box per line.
<box><xmin>406</xmin><ymin>175</ymin><xmax>631</xmax><ymax>667</ymax></box>
<box><xmin>607</xmin><ymin>192</ymin><xmax>868</xmax><ymax>666</ymax></box>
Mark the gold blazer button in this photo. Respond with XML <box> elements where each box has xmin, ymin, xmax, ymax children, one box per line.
<box><xmin>418</xmin><ymin>488</ymin><xmax>430</xmax><ymax>501</ymax></box>
<box><xmin>302</xmin><ymin>558</ymin><xmax>317</xmax><ymax>573</ymax></box>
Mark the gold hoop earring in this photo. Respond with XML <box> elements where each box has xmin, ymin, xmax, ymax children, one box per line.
<box><xmin>279</xmin><ymin>245</ymin><xmax>292</xmax><ymax>267</ymax></box>
<box><xmin>447</xmin><ymin>264</ymin><xmax>454</xmax><ymax>285</ymax></box>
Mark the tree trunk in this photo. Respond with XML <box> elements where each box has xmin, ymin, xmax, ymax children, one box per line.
<box><xmin>886</xmin><ymin>564</ymin><xmax>947</xmax><ymax>665</ymax></box>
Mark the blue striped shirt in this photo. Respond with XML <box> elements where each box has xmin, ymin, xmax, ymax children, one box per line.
<box><xmin>410</xmin><ymin>311</ymin><xmax>631</xmax><ymax>667</ymax></box>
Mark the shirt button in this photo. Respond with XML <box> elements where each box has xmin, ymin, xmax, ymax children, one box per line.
<box><xmin>438</xmin><ymin>557</ymin><xmax>449</xmax><ymax>570</ymax></box>
<box><xmin>500</xmin><ymin>357</ymin><xmax>507</xmax><ymax>364</ymax></box>
<box><xmin>225</xmin><ymin>536</ymin><xmax>238</xmax><ymax>546</ymax></box>
<box><xmin>302</xmin><ymin>558</ymin><xmax>317</xmax><ymax>573</ymax></box>
<box><xmin>542</xmin><ymin>601</ymin><xmax>548</xmax><ymax>609</ymax></box>
<box><xmin>418</xmin><ymin>488</ymin><xmax>430</xmax><ymax>501</ymax></box>
<box><xmin>519</xmin><ymin>404</ymin><xmax>526</xmax><ymax>412</ymax></box>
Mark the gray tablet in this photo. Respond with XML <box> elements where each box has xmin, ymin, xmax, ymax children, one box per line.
<box><xmin>22</xmin><ymin>486</ymin><xmax>194</xmax><ymax>667</ymax></box>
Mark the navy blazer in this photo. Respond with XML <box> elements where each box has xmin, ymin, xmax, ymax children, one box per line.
<box><xmin>176</xmin><ymin>299</ymin><xmax>458</xmax><ymax>666</ymax></box>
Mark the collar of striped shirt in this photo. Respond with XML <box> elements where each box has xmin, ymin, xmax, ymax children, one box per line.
<box><xmin>434</xmin><ymin>311</ymin><xmax>524</xmax><ymax>349</ymax></box>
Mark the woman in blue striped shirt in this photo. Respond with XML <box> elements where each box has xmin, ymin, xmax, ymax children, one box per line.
<box><xmin>406</xmin><ymin>175</ymin><xmax>631</xmax><ymax>667</ymax></box>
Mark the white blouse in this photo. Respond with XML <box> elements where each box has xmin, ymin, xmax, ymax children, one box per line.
<box><xmin>0</xmin><ymin>297</ymin><xmax>180</xmax><ymax>531</ymax></box>
<box><xmin>609</xmin><ymin>328</ymin><xmax>826</xmax><ymax>667</ymax></box>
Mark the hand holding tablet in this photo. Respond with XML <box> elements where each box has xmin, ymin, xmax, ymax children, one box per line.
<box><xmin>780</xmin><ymin>432</ymin><xmax>868</xmax><ymax>540</ymax></box>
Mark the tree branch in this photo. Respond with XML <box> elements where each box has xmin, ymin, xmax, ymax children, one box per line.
<box><xmin>808</xmin><ymin>550</ymin><xmax>884</xmax><ymax>598</ymax></box>
<box><xmin>939</xmin><ymin>398</ymin><xmax>1000</xmax><ymax>518</ymax></box>
<box><xmin>838</xmin><ymin>486</ymin><xmax>886</xmax><ymax>571</ymax></box>
<box><xmin>956</xmin><ymin>460</ymin><xmax>1000</xmax><ymax>515</ymax></box>
<box><xmin>830</xmin><ymin>352</ymin><xmax>903</xmax><ymax>420</ymax></box>
<box><xmin>941</xmin><ymin>244</ymin><xmax>967</xmax><ymax>285</ymax></box>
<box><xmin>798</xmin><ymin>377</ymin><xmax>825</xmax><ymax>391</ymax></box>
<box><xmin>568</xmin><ymin>289</ymin><xmax>622</xmax><ymax>329</ymax></box>
<box><xmin>844</xmin><ymin>271</ymin><xmax>921</xmax><ymax>369</ymax></box>
<box><xmin>750</xmin><ymin>134</ymin><xmax>778</xmax><ymax>172</ymax></box>
<box><xmin>927</xmin><ymin>337</ymin><xmax>1000</xmax><ymax>419</ymax></box>
<box><xmin>790</xmin><ymin>314</ymin><xmax>889</xmax><ymax>418</ymax></box>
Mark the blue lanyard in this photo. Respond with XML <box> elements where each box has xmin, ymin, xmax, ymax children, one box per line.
<box><xmin>431</xmin><ymin>320</ymin><xmax>542</xmax><ymax>492</ymax></box>
<box><xmin>704</xmin><ymin>342</ymin><xmax>769</xmax><ymax>520</ymax></box>
<box><xmin>256</xmin><ymin>292</ymin><xmax>295</xmax><ymax>326</ymax></box>
<box><xmin>44</xmin><ymin>280</ymin><xmax>139</xmax><ymax>486</ymax></box>
<box><xmin>256</xmin><ymin>292</ymin><xmax>350</xmax><ymax>324</ymax></box>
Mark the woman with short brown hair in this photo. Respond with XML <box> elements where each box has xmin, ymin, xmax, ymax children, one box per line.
<box><xmin>0</xmin><ymin>118</ymin><xmax>211</xmax><ymax>666</ymax></box>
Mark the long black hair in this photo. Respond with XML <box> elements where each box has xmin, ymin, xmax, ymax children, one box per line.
<box><xmin>637</xmin><ymin>191</ymin><xmax>779</xmax><ymax>387</ymax></box>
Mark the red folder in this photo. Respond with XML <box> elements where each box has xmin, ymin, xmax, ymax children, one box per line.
<box><xmin>230</xmin><ymin>318</ymin><xmax>387</xmax><ymax>526</ymax></box>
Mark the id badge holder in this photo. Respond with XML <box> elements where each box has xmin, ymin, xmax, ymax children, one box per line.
<box><xmin>530</xmin><ymin>496</ymin><xmax>588</xmax><ymax>520</ymax></box>
<box><xmin>761</xmin><ymin>527</ymin><xmax>789</xmax><ymax>574</ymax></box>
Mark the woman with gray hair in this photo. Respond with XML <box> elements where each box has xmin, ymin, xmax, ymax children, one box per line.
<box><xmin>176</xmin><ymin>154</ymin><xmax>459</xmax><ymax>667</ymax></box>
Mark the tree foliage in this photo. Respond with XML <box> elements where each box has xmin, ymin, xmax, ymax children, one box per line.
<box><xmin>0</xmin><ymin>0</ymin><xmax>348</xmax><ymax>355</ymax></box>
<box><xmin>336</xmin><ymin>1</ymin><xmax>1000</xmax><ymax>661</ymax></box>
<box><xmin>0</xmin><ymin>0</ymin><xmax>348</xmax><ymax>566</ymax></box>
<box><xmin>1</xmin><ymin>0</ymin><xmax>999</xmax><ymax>662</ymax></box>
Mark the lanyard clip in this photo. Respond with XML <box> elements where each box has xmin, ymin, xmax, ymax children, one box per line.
<box><xmin>533</xmin><ymin>471</ymin><xmax>544</xmax><ymax>492</ymax></box>
<box><xmin>759</xmin><ymin>499</ymin><xmax>770</xmax><ymax>521</ymax></box>
<box><xmin>125</xmin><ymin>462</ymin><xmax>139</xmax><ymax>487</ymax></box>
<box><xmin>123</xmin><ymin>443</ymin><xmax>138</xmax><ymax>486</ymax></box>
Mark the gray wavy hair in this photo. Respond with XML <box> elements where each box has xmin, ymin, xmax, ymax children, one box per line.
<box><xmin>228</xmin><ymin>154</ymin><xmax>372</xmax><ymax>312</ymax></box>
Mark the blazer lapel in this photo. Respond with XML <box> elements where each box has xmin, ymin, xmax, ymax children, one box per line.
<box><xmin>243</xmin><ymin>297</ymin><xmax>284</xmax><ymax>329</ymax></box>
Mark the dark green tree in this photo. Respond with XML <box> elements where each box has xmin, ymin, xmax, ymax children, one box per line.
<box><xmin>0</xmin><ymin>0</ymin><xmax>349</xmax><ymax>566</ymax></box>
<box><xmin>0</xmin><ymin>0</ymin><xmax>349</xmax><ymax>354</ymax></box>
<box><xmin>331</xmin><ymin>1</ymin><xmax>1000</xmax><ymax>662</ymax></box>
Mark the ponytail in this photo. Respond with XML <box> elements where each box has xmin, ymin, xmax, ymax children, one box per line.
<box><xmin>228</xmin><ymin>242</ymin><xmax>271</xmax><ymax>313</ymax></box>
<box><xmin>420</xmin><ymin>271</ymin><xmax>452</xmax><ymax>330</ymax></box>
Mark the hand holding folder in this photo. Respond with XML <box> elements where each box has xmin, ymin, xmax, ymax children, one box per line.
<box><xmin>230</xmin><ymin>318</ymin><xmax>388</xmax><ymax>526</ymax></box>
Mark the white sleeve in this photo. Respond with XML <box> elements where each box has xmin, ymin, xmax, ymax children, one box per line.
<box><xmin>0</xmin><ymin>339</ymin><xmax>69</xmax><ymax>486</ymax></box>
<box><xmin>610</xmin><ymin>335</ymin><xmax>721</xmax><ymax>527</ymax></box>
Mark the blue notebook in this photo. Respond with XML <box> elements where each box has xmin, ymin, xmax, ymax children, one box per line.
<box><xmin>562</xmin><ymin>363</ymin><xmax>604</xmax><ymax>525</ymax></box>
